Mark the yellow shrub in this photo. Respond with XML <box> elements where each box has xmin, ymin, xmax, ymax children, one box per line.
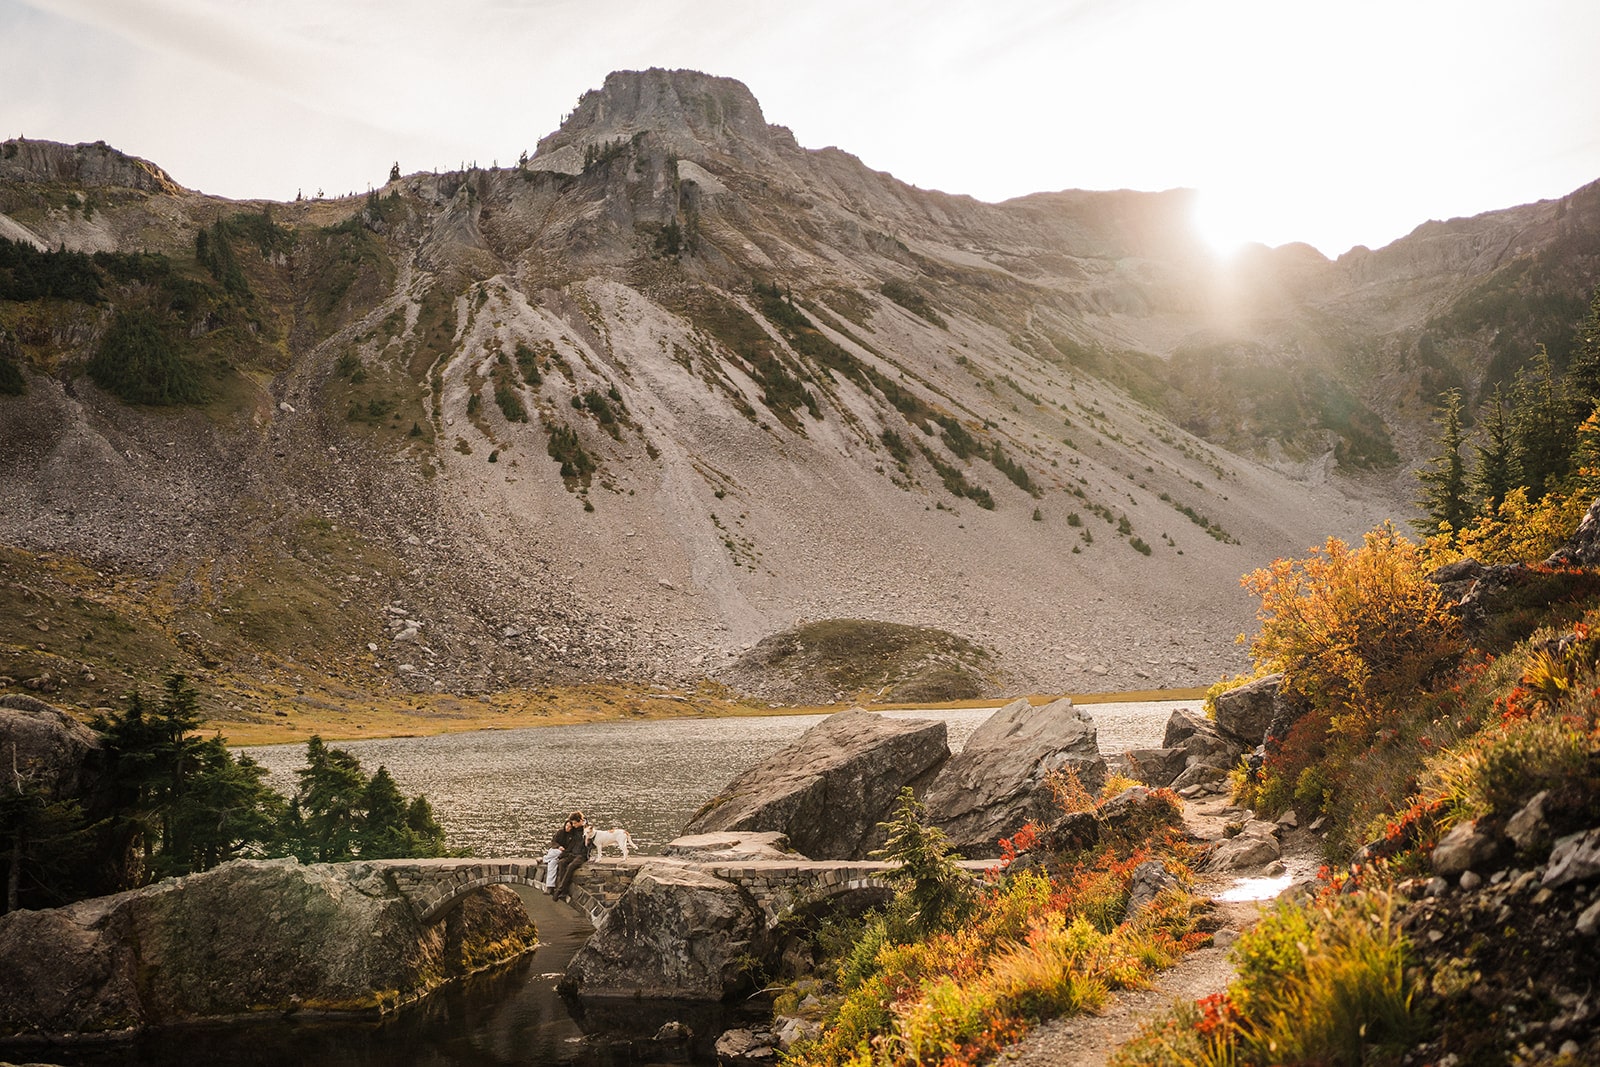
<box><xmin>1241</xmin><ymin>525</ymin><xmax>1462</xmax><ymax>726</ymax></box>
<box><xmin>1453</xmin><ymin>487</ymin><xmax>1587</xmax><ymax>566</ymax></box>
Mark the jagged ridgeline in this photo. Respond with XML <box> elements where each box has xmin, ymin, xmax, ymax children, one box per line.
<box><xmin>2</xmin><ymin>71</ymin><xmax>1600</xmax><ymax>709</ymax></box>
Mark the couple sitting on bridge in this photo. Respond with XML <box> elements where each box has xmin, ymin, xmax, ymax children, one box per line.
<box><xmin>545</xmin><ymin>810</ymin><xmax>588</xmax><ymax>901</ymax></box>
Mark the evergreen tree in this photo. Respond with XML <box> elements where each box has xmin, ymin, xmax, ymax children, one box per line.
<box><xmin>87</xmin><ymin>308</ymin><xmax>204</xmax><ymax>406</ymax></box>
<box><xmin>357</xmin><ymin>767</ymin><xmax>413</xmax><ymax>859</ymax></box>
<box><xmin>1511</xmin><ymin>346</ymin><xmax>1574</xmax><ymax>497</ymax></box>
<box><xmin>289</xmin><ymin>736</ymin><xmax>368</xmax><ymax>863</ymax></box>
<box><xmin>1414</xmin><ymin>388</ymin><xmax>1471</xmax><ymax>538</ymax></box>
<box><xmin>92</xmin><ymin>687</ymin><xmax>165</xmax><ymax>884</ymax></box>
<box><xmin>149</xmin><ymin>674</ymin><xmax>205</xmax><ymax>862</ymax></box>
<box><xmin>1472</xmin><ymin>383</ymin><xmax>1519</xmax><ymax>513</ymax></box>
<box><xmin>874</xmin><ymin>787</ymin><xmax>973</xmax><ymax>935</ymax></box>
<box><xmin>1565</xmin><ymin>285</ymin><xmax>1600</xmax><ymax>413</ymax></box>
<box><xmin>93</xmin><ymin>675</ymin><xmax>281</xmax><ymax>884</ymax></box>
<box><xmin>161</xmin><ymin>739</ymin><xmax>283</xmax><ymax>876</ymax></box>
<box><xmin>405</xmin><ymin>795</ymin><xmax>447</xmax><ymax>857</ymax></box>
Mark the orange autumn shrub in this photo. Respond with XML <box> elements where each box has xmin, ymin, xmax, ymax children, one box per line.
<box><xmin>1242</xmin><ymin>524</ymin><xmax>1464</xmax><ymax>727</ymax></box>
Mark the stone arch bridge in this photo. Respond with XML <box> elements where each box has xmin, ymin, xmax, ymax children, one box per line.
<box><xmin>373</xmin><ymin>854</ymin><xmax>992</xmax><ymax>927</ymax></box>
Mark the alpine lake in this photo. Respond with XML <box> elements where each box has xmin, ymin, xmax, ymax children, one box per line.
<box><xmin>19</xmin><ymin>701</ymin><xmax>1189</xmax><ymax>1067</ymax></box>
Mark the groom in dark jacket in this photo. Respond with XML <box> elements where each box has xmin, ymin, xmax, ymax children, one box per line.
<box><xmin>550</xmin><ymin>810</ymin><xmax>588</xmax><ymax>901</ymax></box>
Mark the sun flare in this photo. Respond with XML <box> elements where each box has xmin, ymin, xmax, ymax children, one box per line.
<box><xmin>1192</xmin><ymin>187</ymin><xmax>1261</xmax><ymax>258</ymax></box>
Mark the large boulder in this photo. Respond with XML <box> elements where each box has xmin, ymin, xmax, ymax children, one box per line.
<box><xmin>1162</xmin><ymin>707</ymin><xmax>1211</xmax><ymax>747</ymax></box>
<box><xmin>681</xmin><ymin>708</ymin><xmax>949</xmax><ymax>860</ymax></box>
<box><xmin>563</xmin><ymin>864</ymin><xmax>765</xmax><ymax>999</ymax></box>
<box><xmin>1120</xmin><ymin>708</ymin><xmax>1245</xmax><ymax>789</ymax></box>
<box><xmin>0</xmin><ymin>858</ymin><xmax>534</xmax><ymax>1036</ymax></box>
<box><xmin>0</xmin><ymin>696</ymin><xmax>103</xmax><ymax>799</ymax></box>
<box><xmin>1545</xmin><ymin>497</ymin><xmax>1600</xmax><ymax>568</ymax></box>
<box><xmin>1205</xmin><ymin>819</ymin><xmax>1283</xmax><ymax>871</ymax></box>
<box><xmin>1543</xmin><ymin>828</ymin><xmax>1600</xmax><ymax>889</ymax></box>
<box><xmin>1428</xmin><ymin>558</ymin><xmax>1486</xmax><ymax>606</ymax></box>
<box><xmin>921</xmin><ymin>697</ymin><xmax>1105</xmax><ymax>858</ymax></box>
<box><xmin>1211</xmin><ymin>675</ymin><xmax>1283</xmax><ymax>746</ymax></box>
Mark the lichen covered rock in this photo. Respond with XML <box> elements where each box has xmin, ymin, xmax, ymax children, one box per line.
<box><xmin>922</xmin><ymin>697</ymin><xmax>1105</xmax><ymax>858</ymax></box>
<box><xmin>0</xmin><ymin>695</ymin><xmax>102</xmax><ymax>799</ymax></box>
<box><xmin>563</xmin><ymin>864</ymin><xmax>764</xmax><ymax>999</ymax></box>
<box><xmin>682</xmin><ymin>708</ymin><xmax>949</xmax><ymax>859</ymax></box>
<box><xmin>0</xmin><ymin>858</ymin><xmax>535</xmax><ymax>1037</ymax></box>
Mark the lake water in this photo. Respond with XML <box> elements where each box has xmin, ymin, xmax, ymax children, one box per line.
<box><xmin>235</xmin><ymin>700</ymin><xmax>1191</xmax><ymax>857</ymax></box>
<box><xmin>2</xmin><ymin>701</ymin><xmax>1191</xmax><ymax>1067</ymax></box>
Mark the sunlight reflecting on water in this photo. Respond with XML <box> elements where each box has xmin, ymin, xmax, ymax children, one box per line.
<box><xmin>1217</xmin><ymin>873</ymin><xmax>1295</xmax><ymax>902</ymax></box>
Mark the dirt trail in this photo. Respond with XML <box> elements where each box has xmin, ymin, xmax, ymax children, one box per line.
<box><xmin>994</xmin><ymin>795</ymin><xmax>1320</xmax><ymax>1067</ymax></box>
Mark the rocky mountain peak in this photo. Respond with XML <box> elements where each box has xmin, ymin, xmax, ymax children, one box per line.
<box><xmin>534</xmin><ymin>68</ymin><xmax>797</xmax><ymax>165</ymax></box>
<box><xmin>0</xmin><ymin>138</ymin><xmax>183</xmax><ymax>195</ymax></box>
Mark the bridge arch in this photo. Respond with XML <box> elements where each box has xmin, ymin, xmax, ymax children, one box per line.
<box><xmin>377</xmin><ymin>858</ymin><xmax>628</xmax><ymax>927</ymax></box>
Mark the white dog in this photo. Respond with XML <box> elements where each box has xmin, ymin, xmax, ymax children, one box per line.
<box><xmin>585</xmin><ymin>826</ymin><xmax>636</xmax><ymax>858</ymax></box>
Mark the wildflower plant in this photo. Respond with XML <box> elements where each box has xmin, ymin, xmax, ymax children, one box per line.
<box><xmin>1113</xmin><ymin>875</ymin><xmax>1418</xmax><ymax>1067</ymax></box>
<box><xmin>790</xmin><ymin>777</ymin><xmax>1206</xmax><ymax>1067</ymax></box>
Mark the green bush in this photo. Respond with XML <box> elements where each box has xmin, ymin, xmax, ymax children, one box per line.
<box><xmin>494</xmin><ymin>379</ymin><xmax>527</xmax><ymax>422</ymax></box>
<box><xmin>87</xmin><ymin>308</ymin><xmax>205</xmax><ymax>404</ymax></box>
<box><xmin>547</xmin><ymin>422</ymin><xmax>595</xmax><ymax>485</ymax></box>
<box><xmin>880</xmin><ymin>277</ymin><xmax>947</xmax><ymax>327</ymax></box>
<box><xmin>514</xmin><ymin>342</ymin><xmax>543</xmax><ymax>385</ymax></box>
<box><xmin>0</xmin><ymin>354</ymin><xmax>24</xmax><ymax>395</ymax></box>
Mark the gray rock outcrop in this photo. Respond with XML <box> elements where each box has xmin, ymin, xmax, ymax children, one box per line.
<box><xmin>1206</xmin><ymin>818</ymin><xmax>1283</xmax><ymax>871</ymax></box>
<box><xmin>1428</xmin><ymin>558</ymin><xmax>1486</xmax><ymax>606</ymax></box>
<box><xmin>563</xmin><ymin>864</ymin><xmax>764</xmax><ymax>999</ymax></box>
<box><xmin>1544</xmin><ymin>828</ymin><xmax>1600</xmax><ymax>889</ymax></box>
<box><xmin>681</xmin><ymin>708</ymin><xmax>948</xmax><ymax>860</ymax></box>
<box><xmin>0</xmin><ymin>696</ymin><xmax>103</xmax><ymax>799</ymax></box>
<box><xmin>0</xmin><ymin>138</ymin><xmax>184</xmax><ymax>194</ymax></box>
<box><xmin>1211</xmin><ymin>674</ymin><xmax>1284</xmax><ymax>746</ymax></box>
<box><xmin>1506</xmin><ymin>791</ymin><xmax>1554</xmax><ymax>853</ymax></box>
<box><xmin>1120</xmin><ymin>707</ymin><xmax>1245</xmax><ymax>790</ymax></box>
<box><xmin>664</xmin><ymin>831</ymin><xmax>795</xmax><ymax>861</ymax></box>
<box><xmin>1432</xmin><ymin>819</ymin><xmax>1504</xmax><ymax>878</ymax></box>
<box><xmin>1545</xmin><ymin>497</ymin><xmax>1600</xmax><ymax>568</ymax></box>
<box><xmin>0</xmin><ymin>858</ymin><xmax>534</xmax><ymax>1036</ymax></box>
<box><xmin>1122</xmin><ymin>859</ymin><xmax>1179</xmax><ymax>921</ymax></box>
<box><xmin>921</xmin><ymin>698</ymin><xmax>1105</xmax><ymax>858</ymax></box>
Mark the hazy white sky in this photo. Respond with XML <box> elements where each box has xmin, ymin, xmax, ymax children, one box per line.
<box><xmin>3</xmin><ymin>0</ymin><xmax>1598</xmax><ymax>256</ymax></box>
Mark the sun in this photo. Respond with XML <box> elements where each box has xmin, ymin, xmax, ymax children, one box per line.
<box><xmin>1191</xmin><ymin>186</ymin><xmax>1260</xmax><ymax>258</ymax></box>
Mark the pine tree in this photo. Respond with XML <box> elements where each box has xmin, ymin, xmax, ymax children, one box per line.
<box><xmin>93</xmin><ymin>676</ymin><xmax>280</xmax><ymax>883</ymax></box>
<box><xmin>1472</xmin><ymin>383</ymin><xmax>1519</xmax><ymax>513</ymax></box>
<box><xmin>162</xmin><ymin>739</ymin><xmax>283</xmax><ymax>875</ymax></box>
<box><xmin>874</xmin><ymin>787</ymin><xmax>973</xmax><ymax>935</ymax></box>
<box><xmin>404</xmin><ymin>795</ymin><xmax>447</xmax><ymax>856</ymax></box>
<box><xmin>290</xmin><ymin>736</ymin><xmax>368</xmax><ymax>862</ymax></box>
<box><xmin>1565</xmin><ymin>285</ymin><xmax>1600</xmax><ymax>414</ymax></box>
<box><xmin>1511</xmin><ymin>346</ymin><xmax>1574</xmax><ymax>496</ymax></box>
<box><xmin>357</xmin><ymin>767</ymin><xmax>413</xmax><ymax>859</ymax></box>
<box><xmin>1414</xmin><ymin>388</ymin><xmax>1471</xmax><ymax>538</ymax></box>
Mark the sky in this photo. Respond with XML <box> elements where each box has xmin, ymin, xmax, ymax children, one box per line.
<box><xmin>3</xmin><ymin>0</ymin><xmax>1598</xmax><ymax>258</ymax></box>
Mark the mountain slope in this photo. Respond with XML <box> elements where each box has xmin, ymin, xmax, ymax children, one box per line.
<box><xmin>2</xmin><ymin>69</ymin><xmax>1598</xmax><ymax>715</ymax></box>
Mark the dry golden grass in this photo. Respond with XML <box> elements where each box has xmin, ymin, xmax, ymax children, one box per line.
<box><xmin>222</xmin><ymin>685</ymin><xmax>1211</xmax><ymax>747</ymax></box>
<box><xmin>2</xmin><ymin>543</ymin><xmax>1206</xmax><ymax>748</ymax></box>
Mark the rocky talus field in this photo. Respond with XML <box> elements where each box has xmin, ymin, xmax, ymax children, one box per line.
<box><xmin>3</xmin><ymin>68</ymin><xmax>1600</xmax><ymax>722</ymax></box>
